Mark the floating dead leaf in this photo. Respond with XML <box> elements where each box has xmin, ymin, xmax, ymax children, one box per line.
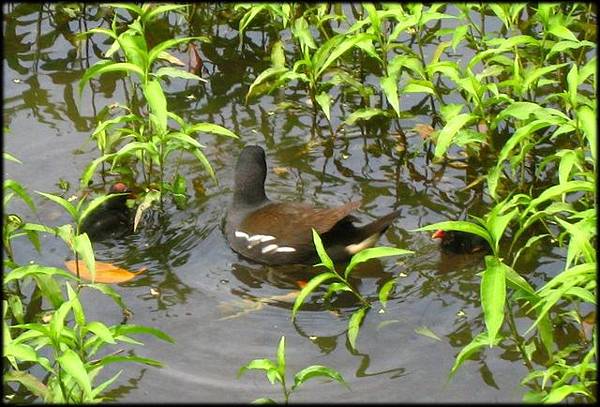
<box><xmin>217</xmin><ymin>291</ymin><xmax>300</xmax><ymax>321</ymax></box>
<box><xmin>150</xmin><ymin>288</ymin><xmax>160</xmax><ymax>297</ymax></box>
<box><xmin>273</xmin><ymin>167</ymin><xmax>289</xmax><ymax>176</ymax></box>
<box><xmin>157</xmin><ymin>50</ymin><xmax>186</xmax><ymax>66</ymax></box>
<box><xmin>580</xmin><ymin>311</ymin><xmax>596</xmax><ymax>341</ymax></box>
<box><xmin>42</xmin><ymin>312</ymin><xmax>53</xmax><ymax>323</ymax></box>
<box><xmin>447</xmin><ymin>160</ymin><xmax>469</xmax><ymax>169</ymax></box>
<box><xmin>64</xmin><ymin>260</ymin><xmax>147</xmax><ymax>283</ymax></box>
<box><xmin>415</xmin><ymin>123</ymin><xmax>434</xmax><ymax>139</ymax></box>
<box><xmin>415</xmin><ymin>326</ymin><xmax>442</xmax><ymax>341</ymax></box>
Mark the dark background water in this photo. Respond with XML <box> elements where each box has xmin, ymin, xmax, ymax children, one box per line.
<box><xmin>3</xmin><ymin>3</ymin><xmax>575</xmax><ymax>402</ymax></box>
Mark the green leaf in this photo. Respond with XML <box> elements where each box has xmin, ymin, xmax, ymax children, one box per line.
<box><xmin>276</xmin><ymin>336</ymin><xmax>285</xmax><ymax>375</ymax></box>
<box><xmin>50</xmin><ymin>298</ymin><xmax>73</xmax><ymax>345</ymax></box>
<box><xmin>486</xmin><ymin>208</ymin><xmax>517</xmax><ymax>253</ymax></box>
<box><xmin>90</xmin><ymin>370</ymin><xmax>122</xmax><ymax>400</ymax></box>
<box><xmin>480</xmin><ymin>256</ymin><xmax>506</xmax><ymax>346</ymax></box>
<box><xmin>522</xmin><ymin>63</ymin><xmax>568</xmax><ymax>92</ymax></box>
<box><xmin>548</xmin><ymin>24</ymin><xmax>578</xmax><ymax>42</ymax></box>
<box><xmin>4</xmin><ymin>342</ymin><xmax>39</xmax><ymax>363</ymax></box>
<box><xmin>58</xmin><ymin>349</ymin><xmax>93</xmax><ymax>398</ymax></box>
<box><xmin>270</xmin><ymin>40</ymin><xmax>285</xmax><ymax>68</ymax></box>
<box><xmin>2</xmin><ymin>264</ymin><xmax>76</xmax><ymax>285</ymax></box>
<box><xmin>168</xmin><ymin>132</ymin><xmax>204</xmax><ymax>149</ymax></box>
<box><xmin>86</xmin><ymin>321</ymin><xmax>116</xmax><ymax>344</ymax></box>
<box><xmin>3</xmin><ymin>151</ymin><xmax>23</xmax><ymax>164</ymax></box>
<box><xmin>348</xmin><ymin>307</ymin><xmax>367</xmax><ymax>350</ymax></box>
<box><xmin>143</xmin><ymin>80</ymin><xmax>167</xmax><ymax>135</ymax></box>
<box><xmin>345</xmin><ymin>247</ymin><xmax>412</xmax><ymax>279</ymax></box>
<box><xmin>448</xmin><ymin>332</ymin><xmax>500</xmax><ymax>380</ymax></box>
<box><xmin>544</xmin><ymin>384</ymin><xmax>590</xmax><ymax>403</ymax></box>
<box><xmin>190</xmin><ymin>148</ymin><xmax>216</xmax><ymax>183</ymax></box>
<box><xmin>403</xmin><ymin>80</ymin><xmax>435</xmax><ymax>95</ymax></box>
<box><xmin>315</xmin><ymin>92</ymin><xmax>331</xmax><ymax>121</ymax></box>
<box><xmin>80</xmin><ymin>194</ymin><xmax>126</xmax><ymax>228</ymax></box>
<box><xmin>380</xmin><ymin>76</ymin><xmax>400</xmax><ymax>117</ymax></box>
<box><xmin>113</xmin><ymin>324</ymin><xmax>175</xmax><ymax>343</ymax></box>
<box><xmin>292</xmin><ymin>365</ymin><xmax>346</xmax><ymax>392</ymax></box>
<box><xmin>378</xmin><ymin>279</ymin><xmax>396</xmax><ymax>308</ymax></box>
<box><xmin>36</xmin><ymin>191</ymin><xmax>78</xmax><ymax>222</ymax></box>
<box><xmin>238</xmin><ymin>358</ymin><xmax>278</xmax><ymax>378</ymax></box>
<box><xmin>497</xmin><ymin>102</ymin><xmax>543</xmax><ymax>121</ymax></box>
<box><xmin>434</xmin><ymin>113</ymin><xmax>476</xmax><ymax>158</ymax></box>
<box><xmin>80</xmin><ymin>155</ymin><xmax>114</xmax><ymax>188</ymax></box>
<box><xmin>291</xmin><ymin>16</ymin><xmax>317</xmax><ymax>52</ymax></box>
<box><xmin>186</xmin><ymin>123</ymin><xmax>238</xmax><ymax>139</ymax></box>
<box><xmin>315</xmin><ymin>33</ymin><xmax>371</xmax><ymax>78</ymax></box>
<box><xmin>66</xmin><ymin>283</ymin><xmax>85</xmax><ymax>327</ymax></box>
<box><xmin>566</xmin><ymin>64</ymin><xmax>578</xmax><ymax>108</ymax></box>
<box><xmin>527</xmin><ymin>181</ymin><xmax>594</xmax><ymax>211</ymax></box>
<box><xmin>4</xmin><ymin>180</ymin><xmax>35</xmax><ymax>212</ymax></box>
<box><xmin>3</xmin><ymin>371</ymin><xmax>48</xmax><ymax>399</ymax></box>
<box><xmin>344</xmin><ymin>108</ymin><xmax>389</xmax><ymax>126</ymax></box>
<box><xmin>73</xmin><ymin>233</ymin><xmax>96</xmax><ymax>283</ymax></box>
<box><xmin>142</xmin><ymin>4</ymin><xmax>187</xmax><ymax>22</ymax></box>
<box><xmin>451</xmin><ymin>25</ymin><xmax>469</xmax><ymax>51</ymax></box>
<box><xmin>311</xmin><ymin>229</ymin><xmax>334</xmax><ymax>271</ymax></box>
<box><xmin>496</xmin><ymin>120</ymin><xmax>551</xmax><ymax>166</ymax></box>
<box><xmin>246</xmin><ymin>67</ymin><xmax>289</xmax><ymax>103</ymax></box>
<box><xmin>79</xmin><ymin>61</ymin><xmax>144</xmax><ymax>95</ymax></box>
<box><xmin>291</xmin><ymin>272</ymin><xmax>338</xmax><ymax>320</ymax></box>
<box><xmin>577</xmin><ymin>105</ymin><xmax>596</xmax><ymax>161</ymax></box>
<box><xmin>154</xmin><ymin>67</ymin><xmax>207</xmax><ymax>82</ymax></box>
<box><xmin>238</xmin><ymin>5</ymin><xmax>267</xmax><ymax>41</ymax></box>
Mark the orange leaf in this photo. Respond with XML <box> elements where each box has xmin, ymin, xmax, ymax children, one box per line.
<box><xmin>64</xmin><ymin>260</ymin><xmax>147</xmax><ymax>283</ymax></box>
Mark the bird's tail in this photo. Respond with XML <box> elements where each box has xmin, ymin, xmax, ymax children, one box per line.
<box><xmin>341</xmin><ymin>209</ymin><xmax>402</xmax><ymax>255</ymax></box>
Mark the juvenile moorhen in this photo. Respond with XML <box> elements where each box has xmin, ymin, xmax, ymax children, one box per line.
<box><xmin>79</xmin><ymin>182</ymin><xmax>134</xmax><ymax>241</ymax></box>
<box><xmin>432</xmin><ymin>229</ymin><xmax>490</xmax><ymax>254</ymax></box>
<box><xmin>225</xmin><ymin>145</ymin><xmax>402</xmax><ymax>265</ymax></box>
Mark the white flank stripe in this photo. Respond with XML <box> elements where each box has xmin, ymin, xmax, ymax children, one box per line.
<box><xmin>261</xmin><ymin>244</ymin><xmax>279</xmax><ymax>254</ymax></box>
<box><xmin>235</xmin><ymin>230</ymin><xmax>249</xmax><ymax>239</ymax></box>
<box><xmin>247</xmin><ymin>234</ymin><xmax>276</xmax><ymax>243</ymax></box>
<box><xmin>275</xmin><ymin>246</ymin><xmax>296</xmax><ymax>253</ymax></box>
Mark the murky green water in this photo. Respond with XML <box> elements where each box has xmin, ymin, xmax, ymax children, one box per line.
<box><xmin>3</xmin><ymin>3</ymin><xmax>577</xmax><ymax>402</ymax></box>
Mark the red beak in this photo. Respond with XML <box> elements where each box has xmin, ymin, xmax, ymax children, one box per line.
<box><xmin>432</xmin><ymin>230</ymin><xmax>445</xmax><ymax>239</ymax></box>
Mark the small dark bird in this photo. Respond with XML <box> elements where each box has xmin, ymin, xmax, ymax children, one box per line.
<box><xmin>432</xmin><ymin>229</ymin><xmax>491</xmax><ymax>254</ymax></box>
<box><xmin>225</xmin><ymin>145</ymin><xmax>402</xmax><ymax>266</ymax></box>
<box><xmin>79</xmin><ymin>182</ymin><xmax>134</xmax><ymax>241</ymax></box>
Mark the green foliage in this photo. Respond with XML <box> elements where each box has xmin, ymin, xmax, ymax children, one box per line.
<box><xmin>291</xmin><ymin>229</ymin><xmax>413</xmax><ymax>351</ymax></box>
<box><xmin>3</xmin><ymin>154</ymin><xmax>174</xmax><ymax>403</ymax></box>
<box><xmin>79</xmin><ymin>3</ymin><xmax>238</xmax><ymax>210</ymax></box>
<box><xmin>238</xmin><ymin>336</ymin><xmax>346</xmax><ymax>403</ymax></box>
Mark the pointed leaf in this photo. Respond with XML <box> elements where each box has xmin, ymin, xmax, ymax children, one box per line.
<box><xmin>345</xmin><ymin>247</ymin><xmax>413</xmax><ymax>279</ymax></box>
<box><xmin>292</xmin><ymin>365</ymin><xmax>346</xmax><ymax>391</ymax></box>
<box><xmin>291</xmin><ymin>272</ymin><xmax>338</xmax><ymax>320</ymax></box>
<box><xmin>348</xmin><ymin>307</ymin><xmax>368</xmax><ymax>350</ymax></box>
<box><xmin>481</xmin><ymin>256</ymin><xmax>506</xmax><ymax>345</ymax></box>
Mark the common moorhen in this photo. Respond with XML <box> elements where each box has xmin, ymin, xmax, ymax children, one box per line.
<box><xmin>432</xmin><ymin>229</ymin><xmax>490</xmax><ymax>254</ymax></box>
<box><xmin>79</xmin><ymin>182</ymin><xmax>134</xmax><ymax>241</ymax></box>
<box><xmin>225</xmin><ymin>145</ymin><xmax>402</xmax><ymax>265</ymax></box>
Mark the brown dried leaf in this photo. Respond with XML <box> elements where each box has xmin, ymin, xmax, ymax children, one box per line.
<box><xmin>272</xmin><ymin>167</ymin><xmax>289</xmax><ymax>176</ymax></box>
<box><xmin>64</xmin><ymin>260</ymin><xmax>147</xmax><ymax>283</ymax></box>
<box><xmin>415</xmin><ymin>123</ymin><xmax>434</xmax><ymax>139</ymax></box>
